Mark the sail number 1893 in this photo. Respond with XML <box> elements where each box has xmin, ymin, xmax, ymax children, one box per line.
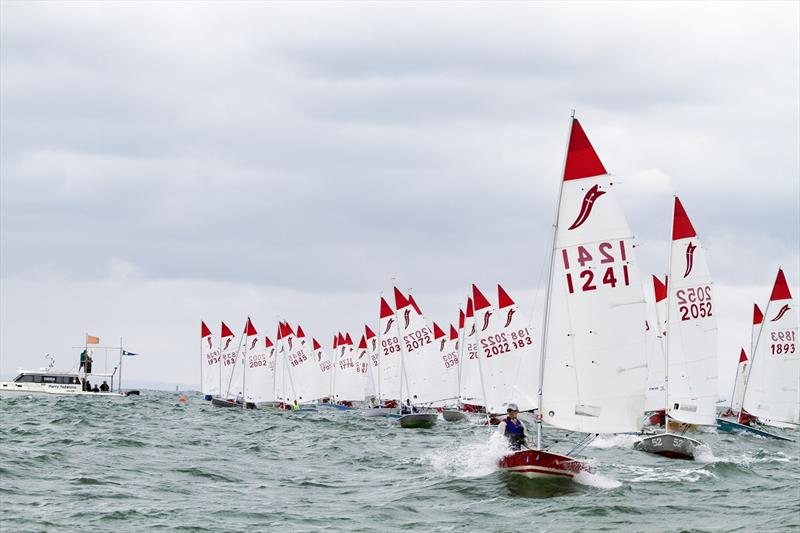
<box><xmin>562</xmin><ymin>241</ymin><xmax>630</xmax><ymax>294</ymax></box>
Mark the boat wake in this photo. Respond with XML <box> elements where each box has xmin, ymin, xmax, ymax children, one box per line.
<box><xmin>588</xmin><ymin>434</ymin><xmax>641</xmax><ymax>450</ymax></box>
<box><xmin>573</xmin><ymin>469</ymin><xmax>622</xmax><ymax>489</ymax></box>
<box><xmin>423</xmin><ymin>432</ymin><xmax>510</xmax><ymax>478</ymax></box>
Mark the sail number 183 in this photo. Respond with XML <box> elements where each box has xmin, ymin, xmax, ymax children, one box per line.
<box><xmin>562</xmin><ymin>241</ymin><xmax>630</xmax><ymax>294</ymax></box>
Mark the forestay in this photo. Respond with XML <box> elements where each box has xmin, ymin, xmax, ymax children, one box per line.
<box><xmin>665</xmin><ymin>197</ymin><xmax>718</xmax><ymax>426</ymax></box>
<box><xmin>743</xmin><ymin>269</ymin><xmax>799</xmax><ymax>426</ymax></box>
<box><xmin>541</xmin><ymin>118</ymin><xmax>648</xmax><ymax>434</ymax></box>
<box><xmin>472</xmin><ymin>285</ymin><xmax>538</xmax><ymax>414</ymax></box>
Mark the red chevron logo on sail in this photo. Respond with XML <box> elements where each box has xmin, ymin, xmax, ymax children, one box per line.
<box><xmin>684</xmin><ymin>242</ymin><xmax>697</xmax><ymax>278</ymax></box>
<box><xmin>771</xmin><ymin>304</ymin><xmax>791</xmax><ymax>322</ymax></box>
<box><xmin>567</xmin><ymin>184</ymin><xmax>606</xmax><ymax>230</ymax></box>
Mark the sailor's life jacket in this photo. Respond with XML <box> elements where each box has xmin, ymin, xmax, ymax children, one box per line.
<box><xmin>503</xmin><ymin>417</ymin><xmax>526</xmax><ymax>449</ymax></box>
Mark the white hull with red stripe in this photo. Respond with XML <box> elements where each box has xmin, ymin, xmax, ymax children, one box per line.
<box><xmin>498</xmin><ymin>449</ymin><xmax>589</xmax><ymax>479</ymax></box>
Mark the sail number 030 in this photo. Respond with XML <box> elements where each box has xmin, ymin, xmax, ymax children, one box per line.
<box><xmin>676</xmin><ymin>286</ymin><xmax>713</xmax><ymax>321</ymax></box>
<box><xmin>562</xmin><ymin>241</ymin><xmax>630</xmax><ymax>294</ymax></box>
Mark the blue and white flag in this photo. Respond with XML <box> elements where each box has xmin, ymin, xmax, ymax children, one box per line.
<box><xmin>122</xmin><ymin>350</ymin><xmax>138</xmax><ymax>356</ymax></box>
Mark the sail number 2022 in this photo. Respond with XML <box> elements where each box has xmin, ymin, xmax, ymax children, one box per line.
<box><xmin>562</xmin><ymin>241</ymin><xmax>630</xmax><ymax>294</ymax></box>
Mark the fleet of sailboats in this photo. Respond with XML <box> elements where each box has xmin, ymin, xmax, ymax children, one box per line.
<box><xmin>197</xmin><ymin>114</ymin><xmax>798</xmax><ymax>480</ymax></box>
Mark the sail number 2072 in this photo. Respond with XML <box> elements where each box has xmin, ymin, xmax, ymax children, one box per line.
<box><xmin>562</xmin><ymin>241</ymin><xmax>630</xmax><ymax>294</ymax></box>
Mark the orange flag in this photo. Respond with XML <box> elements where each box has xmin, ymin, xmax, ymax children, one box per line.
<box><xmin>86</xmin><ymin>335</ymin><xmax>100</xmax><ymax>345</ymax></box>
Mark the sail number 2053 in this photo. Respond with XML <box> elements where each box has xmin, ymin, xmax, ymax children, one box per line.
<box><xmin>676</xmin><ymin>286</ymin><xmax>712</xmax><ymax>321</ymax></box>
<box><xmin>562</xmin><ymin>241</ymin><xmax>630</xmax><ymax>294</ymax></box>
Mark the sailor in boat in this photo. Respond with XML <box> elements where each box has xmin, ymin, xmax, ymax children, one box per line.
<box><xmin>100</xmin><ymin>381</ymin><xmax>110</xmax><ymax>392</ymax></box>
<box><xmin>496</xmin><ymin>404</ymin><xmax>528</xmax><ymax>450</ymax></box>
<box><xmin>401</xmin><ymin>399</ymin><xmax>418</xmax><ymax>415</ymax></box>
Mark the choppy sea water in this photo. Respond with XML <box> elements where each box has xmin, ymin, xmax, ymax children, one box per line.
<box><xmin>1</xmin><ymin>392</ymin><xmax>798</xmax><ymax>533</ymax></box>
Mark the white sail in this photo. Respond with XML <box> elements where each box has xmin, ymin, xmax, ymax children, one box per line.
<box><xmin>310</xmin><ymin>338</ymin><xmax>333</xmax><ymax>400</ymax></box>
<box><xmin>432</xmin><ymin>323</ymin><xmax>460</xmax><ymax>403</ymax></box>
<box><xmin>365</xmin><ymin>325</ymin><xmax>380</xmax><ymax>399</ymax></box>
<box><xmin>275</xmin><ymin>322</ymin><xmax>297</xmax><ymax>404</ymax></box>
<box><xmin>459</xmin><ymin>297</ymin><xmax>484</xmax><ymax>406</ymax></box>
<box><xmin>378</xmin><ymin>297</ymin><xmax>403</xmax><ymax>402</ymax></box>
<box><xmin>356</xmin><ymin>334</ymin><xmax>374</xmax><ymax>398</ymax></box>
<box><xmin>332</xmin><ymin>333</ymin><xmax>364</xmax><ymax>402</ymax></box>
<box><xmin>472</xmin><ymin>284</ymin><xmax>538</xmax><ymax>414</ymax></box>
<box><xmin>219</xmin><ymin>321</ymin><xmax>241</xmax><ymax>399</ymax></box>
<box><xmin>263</xmin><ymin>336</ymin><xmax>277</xmax><ymax>403</ymax></box>
<box><xmin>743</xmin><ymin>269</ymin><xmax>799</xmax><ymax>425</ymax></box>
<box><xmin>665</xmin><ymin>197</ymin><xmax>718</xmax><ymax>426</ymax></box>
<box><xmin>201</xmin><ymin>321</ymin><xmax>220</xmax><ymax>398</ymax></box>
<box><xmin>729</xmin><ymin>348</ymin><xmax>750</xmax><ymax>416</ymax></box>
<box><xmin>243</xmin><ymin>318</ymin><xmax>271</xmax><ymax>404</ymax></box>
<box><xmin>541</xmin><ymin>117</ymin><xmax>648</xmax><ymax>434</ymax></box>
<box><xmin>390</xmin><ymin>289</ymin><xmax>438</xmax><ymax>404</ymax></box>
<box><xmin>286</xmin><ymin>325</ymin><xmax>325</xmax><ymax>403</ymax></box>
<box><xmin>644</xmin><ymin>276</ymin><xmax>667</xmax><ymax>412</ymax></box>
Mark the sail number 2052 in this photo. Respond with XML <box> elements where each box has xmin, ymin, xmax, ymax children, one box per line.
<box><xmin>676</xmin><ymin>286</ymin><xmax>712</xmax><ymax>321</ymax></box>
<box><xmin>562</xmin><ymin>241</ymin><xmax>630</xmax><ymax>294</ymax></box>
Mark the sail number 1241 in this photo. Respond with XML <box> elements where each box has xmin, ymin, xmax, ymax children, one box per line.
<box><xmin>562</xmin><ymin>241</ymin><xmax>630</xmax><ymax>294</ymax></box>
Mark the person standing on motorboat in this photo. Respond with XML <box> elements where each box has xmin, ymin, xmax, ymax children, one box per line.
<box><xmin>496</xmin><ymin>403</ymin><xmax>528</xmax><ymax>450</ymax></box>
<box><xmin>85</xmin><ymin>351</ymin><xmax>93</xmax><ymax>374</ymax></box>
<box><xmin>79</xmin><ymin>350</ymin><xmax>89</xmax><ymax>372</ymax></box>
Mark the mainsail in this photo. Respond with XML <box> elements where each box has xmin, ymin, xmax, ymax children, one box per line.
<box><xmin>219</xmin><ymin>321</ymin><xmax>241</xmax><ymax>399</ymax></box>
<box><xmin>332</xmin><ymin>332</ymin><xmax>364</xmax><ymax>402</ymax></box>
<box><xmin>742</xmin><ymin>269</ymin><xmax>799</xmax><ymax>426</ymax></box>
<box><xmin>540</xmin><ymin>117</ymin><xmax>648</xmax><ymax>434</ymax></box>
<box><xmin>729</xmin><ymin>348</ymin><xmax>750</xmax><ymax>416</ymax></box>
<box><xmin>665</xmin><ymin>197</ymin><xmax>718</xmax><ymax>426</ymax></box>
<box><xmin>243</xmin><ymin>318</ymin><xmax>271</xmax><ymax>404</ymax></box>
<box><xmin>287</xmin><ymin>325</ymin><xmax>327</xmax><ymax>403</ymax></box>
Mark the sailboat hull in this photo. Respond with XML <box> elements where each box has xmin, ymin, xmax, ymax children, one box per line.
<box><xmin>398</xmin><ymin>413</ymin><xmax>437</xmax><ymax>428</ymax></box>
<box><xmin>634</xmin><ymin>432</ymin><xmax>703</xmax><ymax>460</ymax></box>
<box><xmin>360</xmin><ymin>407</ymin><xmax>398</xmax><ymax>418</ymax></box>
<box><xmin>211</xmin><ymin>397</ymin><xmax>238</xmax><ymax>408</ymax></box>
<box><xmin>442</xmin><ymin>409</ymin><xmax>467</xmax><ymax>422</ymax></box>
<box><xmin>498</xmin><ymin>450</ymin><xmax>588</xmax><ymax>479</ymax></box>
<box><xmin>716</xmin><ymin>418</ymin><xmax>793</xmax><ymax>441</ymax></box>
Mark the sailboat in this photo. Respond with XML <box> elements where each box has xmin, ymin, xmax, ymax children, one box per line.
<box><xmin>740</xmin><ymin>269</ymin><xmax>799</xmax><ymax>431</ymax></box>
<box><xmin>442</xmin><ymin>307</ymin><xmax>470</xmax><ymax>421</ymax></box>
<box><xmin>458</xmin><ymin>297</ymin><xmax>485</xmax><ymax>413</ymax></box>
<box><xmin>635</xmin><ymin>197</ymin><xmax>718</xmax><ymax>459</ymax></box>
<box><xmin>392</xmin><ymin>287</ymin><xmax>442</xmax><ymax>428</ymax></box>
<box><xmin>499</xmin><ymin>114</ymin><xmax>648</xmax><ymax>479</ymax></box>
<box><xmin>200</xmin><ymin>321</ymin><xmax>220</xmax><ymax>401</ymax></box>
<box><xmin>211</xmin><ymin>321</ymin><xmax>245</xmax><ymax>407</ymax></box>
<box><xmin>330</xmin><ymin>332</ymin><xmax>364</xmax><ymax>407</ymax></box>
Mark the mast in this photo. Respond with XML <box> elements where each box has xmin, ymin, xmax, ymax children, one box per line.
<box><xmin>663</xmin><ymin>197</ymin><xmax>677</xmax><ymax>434</ymax></box>
<box><xmin>740</xmin><ymin>278</ymin><xmax>776</xmax><ymax>424</ymax></box>
<box><xmin>119</xmin><ymin>336</ymin><xmax>123</xmax><ymax>392</ymax></box>
<box><xmin>199</xmin><ymin>324</ymin><xmax>203</xmax><ymax>397</ymax></box>
<box><xmin>536</xmin><ymin>110</ymin><xmax>575</xmax><ymax>450</ymax></box>
<box><xmin>456</xmin><ymin>303</ymin><xmax>467</xmax><ymax>408</ymax></box>
<box><xmin>218</xmin><ymin>323</ymin><xmax>223</xmax><ymax>399</ymax></box>
<box><xmin>375</xmin><ymin>295</ymin><xmax>384</xmax><ymax>404</ymax></box>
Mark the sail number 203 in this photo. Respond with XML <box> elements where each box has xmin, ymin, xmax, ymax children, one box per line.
<box><xmin>562</xmin><ymin>241</ymin><xmax>630</xmax><ymax>294</ymax></box>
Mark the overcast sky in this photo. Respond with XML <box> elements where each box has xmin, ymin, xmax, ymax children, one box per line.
<box><xmin>1</xmin><ymin>1</ymin><xmax>798</xmax><ymax>394</ymax></box>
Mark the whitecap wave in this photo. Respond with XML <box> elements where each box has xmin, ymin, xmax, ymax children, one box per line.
<box><xmin>573</xmin><ymin>469</ymin><xmax>622</xmax><ymax>489</ymax></box>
